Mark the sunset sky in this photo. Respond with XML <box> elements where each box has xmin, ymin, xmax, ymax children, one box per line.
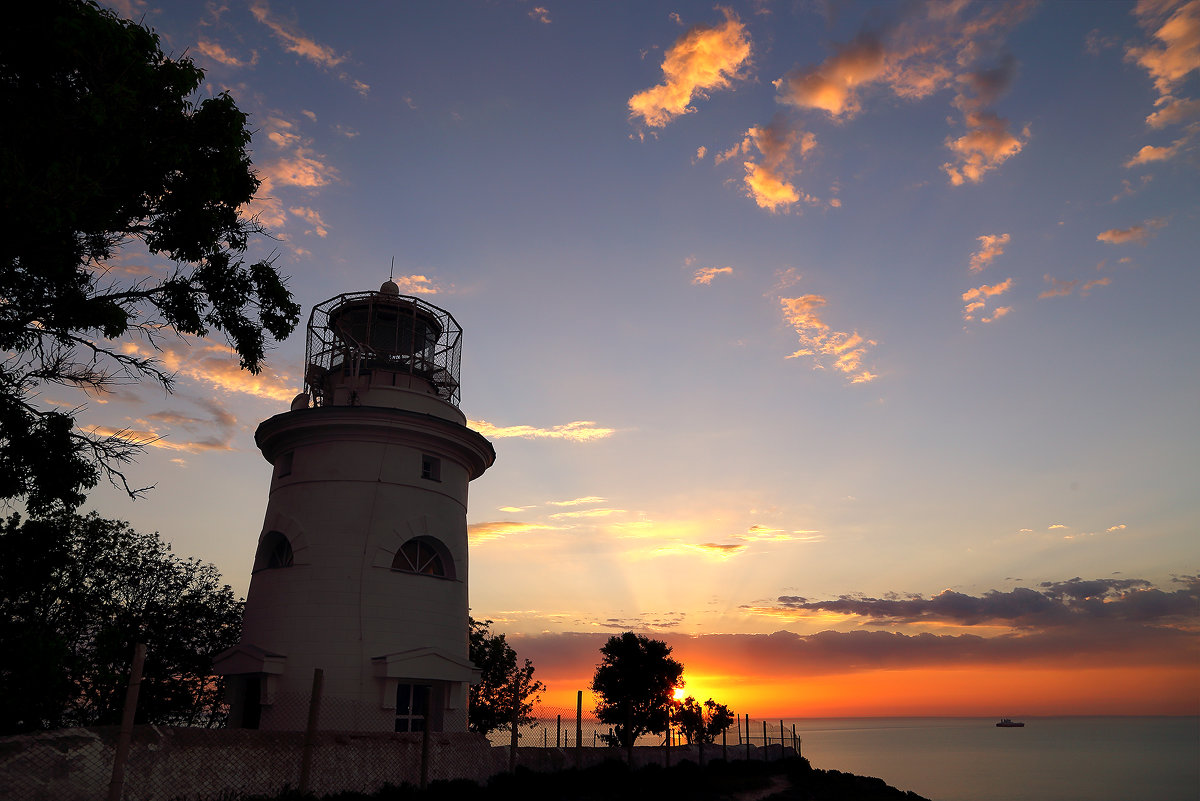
<box><xmin>75</xmin><ymin>0</ymin><xmax>1198</xmax><ymax>717</ymax></box>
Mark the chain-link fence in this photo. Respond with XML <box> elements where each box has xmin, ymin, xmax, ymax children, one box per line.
<box><xmin>0</xmin><ymin>652</ymin><xmax>799</xmax><ymax>801</ymax></box>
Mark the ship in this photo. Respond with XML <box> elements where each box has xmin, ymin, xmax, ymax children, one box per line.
<box><xmin>996</xmin><ymin>719</ymin><xmax>1025</xmax><ymax>727</ymax></box>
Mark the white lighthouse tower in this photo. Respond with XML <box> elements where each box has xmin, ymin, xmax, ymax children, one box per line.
<box><xmin>215</xmin><ymin>282</ymin><xmax>495</xmax><ymax>732</ymax></box>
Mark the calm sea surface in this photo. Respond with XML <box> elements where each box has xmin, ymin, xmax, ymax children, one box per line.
<box><xmin>783</xmin><ymin>716</ymin><xmax>1198</xmax><ymax>801</ymax></box>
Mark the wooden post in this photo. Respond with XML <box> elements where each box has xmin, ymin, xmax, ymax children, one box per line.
<box><xmin>420</xmin><ymin>715</ymin><xmax>431</xmax><ymax>789</ymax></box>
<box><xmin>762</xmin><ymin>720</ymin><xmax>768</xmax><ymax>761</ymax></box>
<box><xmin>106</xmin><ymin>643</ymin><xmax>146</xmax><ymax>801</ymax></box>
<box><xmin>575</xmin><ymin>690</ymin><xmax>583</xmax><ymax>768</ymax></box>
<box><xmin>793</xmin><ymin>723</ymin><xmax>799</xmax><ymax>757</ymax></box>
<box><xmin>298</xmin><ymin>668</ymin><xmax>324</xmax><ymax>794</ymax></box>
<box><xmin>557</xmin><ymin>714</ymin><xmax>562</xmax><ymax>748</ymax></box>
<box><xmin>744</xmin><ymin>714</ymin><xmax>750</xmax><ymax>761</ymax></box>
<box><xmin>780</xmin><ymin>719</ymin><xmax>785</xmax><ymax>756</ymax></box>
<box><xmin>664</xmin><ymin>706</ymin><xmax>671</xmax><ymax>768</ymax></box>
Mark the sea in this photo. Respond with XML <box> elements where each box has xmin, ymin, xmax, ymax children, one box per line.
<box><xmin>782</xmin><ymin>716</ymin><xmax>1199</xmax><ymax>801</ymax></box>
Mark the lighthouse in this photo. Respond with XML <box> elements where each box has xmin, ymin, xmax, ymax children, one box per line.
<box><xmin>215</xmin><ymin>281</ymin><xmax>496</xmax><ymax>732</ymax></box>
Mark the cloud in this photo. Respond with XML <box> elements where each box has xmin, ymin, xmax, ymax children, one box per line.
<box><xmin>1126</xmin><ymin>0</ymin><xmax>1200</xmax><ymax>98</ymax></box>
<box><xmin>549</xmin><ymin>508</ymin><xmax>626</xmax><ymax>521</ymax></box>
<box><xmin>1108</xmin><ymin>524</ymin><xmax>1128</xmax><ymax>532</ymax></box>
<box><xmin>468</xmin><ymin>520</ymin><xmax>559</xmax><ymax>543</ymax></box>
<box><xmin>1045</xmin><ymin>274</ymin><xmax>1112</xmax><ymax>298</ymax></box>
<box><xmin>943</xmin><ymin>112</ymin><xmax>1028</xmax><ymax>185</ymax></box>
<box><xmin>779</xmin><ymin>294</ymin><xmax>877</xmax><ymax>383</ymax></box>
<box><xmin>529</xmin><ymin>6</ymin><xmax>551</xmax><ymax>24</ymax></box>
<box><xmin>467</xmin><ymin>419</ymin><xmax>616</xmax><ymax>442</ymax></box>
<box><xmin>288</xmin><ymin>206</ymin><xmax>328</xmax><ymax>237</ymax></box>
<box><xmin>1039</xmin><ymin>275</ymin><xmax>1077</xmax><ymax>299</ymax></box>
<box><xmin>735</xmin><ymin>117</ymin><xmax>819</xmax><ymax>212</ymax></box>
<box><xmin>1125</xmin><ymin>135</ymin><xmax>1190</xmax><ymax>165</ymax></box>
<box><xmin>1097</xmin><ymin>218</ymin><xmax>1168</xmax><ymax>244</ymax></box>
<box><xmin>262</xmin><ymin>150</ymin><xmax>339</xmax><ymax>190</ymax></box>
<box><xmin>692</xmin><ymin>266</ymin><xmax>733</xmax><ymax>285</ymax></box>
<box><xmin>546</xmin><ymin>497</ymin><xmax>607</xmax><ymax>507</ymax></box>
<box><xmin>628</xmin><ymin>8</ymin><xmax>752</xmax><ymax>128</ymax></box>
<box><xmin>1146</xmin><ymin>95</ymin><xmax>1200</xmax><ymax>126</ymax></box>
<box><xmin>776</xmin><ymin>32</ymin><xmax>886</xmax><ymax>118</ymax></box>
<box><xmin>121</xmin><ymin>339</ymin><xmax>297</xmax><ymax>402</ymax></box>
<box><xmin>250</xmin><ymin>0</ymin><xmax>345</xmax><ymax>67</ymax></box>
<box><xmin>968</xmin><ymin>233</ymin><xmax>1010</xmax><ymax>272</ymax></box>
<box><xmin>195</xmin><ymin>40</ymin><xmax>258</xmax><ymax>68</ymax></box>
<box><xmin>962</xmin><ymin>278</ymin><xmax>1013</xmax><ymax>321</ymax></box>
<box><xmin>766</xmin><ymin>576</ymin><xmax>1200</xmax><ymax>630</ymax></box>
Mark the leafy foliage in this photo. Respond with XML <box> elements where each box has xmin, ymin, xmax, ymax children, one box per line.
<box><xmin>0</xmin><ymin>0</ymin><xmax>300</xmax><ymax>511</ymax></box>
<box><xmin>0</xmin><ymin>511</ymin><xmax>242</xmax><ymax>733</ymax></box>
<box><xmin>468</xmin><ymin>618</ymin><xmax>545</xmax><ymax>737</ymax></box>
<box><xmin>591</xmin><ymin>631</ymin><xmax>684</xmax><ymax>748</ymax></box>
<box><xmin>674</xmin><ymin>695</ymin><xmax>736</xmax><ymax>746</ymax></box>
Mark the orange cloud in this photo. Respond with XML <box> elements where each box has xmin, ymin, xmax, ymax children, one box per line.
<box><xmin>467</xmin><ymin>420</ymin><xmax>616</xmax><ymax>442</ymax></box>
<box><xmin>122</xmin><ymin>339</ymin><xmax>297</xmax><ymax>402</ymax></box>
<box><xmin>1039</xmin><ymin>275</ymin><xmax>1077</xmax><ymax>299</ymax></box>
<box><xmin>737</xmin><ymin>118</ymin><xmax>818</xmax><ymax>212</ymax></box>
<box><xmin>1125</xmin><ymin>135</ymin><xmax>1190</xmax><ymax>165</ymax></box>
<box><xmin>529</xmin><ymin>6</ymin><xmax>551</xmax><ymax>25</ymax></box>
<box><xmin>546</xmin><ymin>496</ymin><xmax>607</xmax><ymax>507</ymax></box>
<box><xmin>1146</xmin><ymin>95</ymin><xmax>1200</xmax><ymax>126</ymax></box>
<box><xmin>468</xmin><ymin>520</ymin><xmax>559</xmax><ymax>543</ymax></box>
<box><xmin>779</xmin><ymin>295</ymin><xmax>877</xmax><ymax>383</ymax></box>
<box><xmin>628</xmin><ymin>9</ymin><xmax>752</xmax><ymax>128</ymax></box>
<box><xmin>961</xmin><ymin>278</ymin><xmax>1014</xmax><ymax>303</ymax></box>
<box><xmin>962</xmin><ymin>278</ymin><xmax>1013</xmax><ymax>321</ymax></box>
<box><xmin>943</xmin><ymin>112</ymin><xmax>1028</xmax><ymax>185</ymax></box>
<box><xmin>250</xmin><ymin>0</ymin><xmax>346</xmax><ymax>68</ymax></box>
<box><xmin>776</xmin><ymin>33</ymin><xmax>886</xmax><ymax>117</ymax></box>
<box><xmin>1126</xmin><ymin>0</ymin><xmax>1200</xmax><ymax>97</ymax></box>
<box><xmin>1097</xmin><ymin>218</ymin><xmax>1168</xmax><ymax>244</ymax></box>
<box><xmin>196</xmin><ymin>40</ymin><xmax>257</xmax><ymax>68</ymax></box>
<box><xmin>692</xmin><ymin>266</ymin><xmax>733</xmax><ymax>285</ymax></box>
<box><xmin>288</xmin><ymin>206</ymin><xmax>328</xmax><ymax>237</ymax></box>
<box><xmin>968</xmin><ymin>233</ymin><xmax>1010</xmax><ymax>272</ymax></box>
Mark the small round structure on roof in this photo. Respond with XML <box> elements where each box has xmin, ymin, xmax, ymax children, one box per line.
<box><xmin>303</xmin><ymin>287</ymin><xmax>463</xmax><ymax>406</ymax></box>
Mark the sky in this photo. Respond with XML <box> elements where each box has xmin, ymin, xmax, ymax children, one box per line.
<box><xmin>68</xmin><ymin>0</ymin><xmax>1199</xmax><ymax>717</ymax></box>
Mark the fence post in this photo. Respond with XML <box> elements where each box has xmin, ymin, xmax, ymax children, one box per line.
<box><xmin>508</xmin><ymin>682</ymin><xmax>519</xmax><ymax>771</ymax></box>
<box><xmin>298</xmin><ymin>668</ymin><xmax>324</xmax><ymax>795</ymax></box>
<box><xmin>575</xmin><ymin>690</ymin><xmax>582</xmax><ymax>768</ymax></box>
<box><xmin>420</xmin><ymin>715</ymin><xmax>431</xmax><ymax>789</ymax></box>
<box><xmin>664</xmin><ymin>706</ymin><xmax>671</xmax><ymax>768</ymax></box>
<box><xmin>557</xmin><ymin>714</ymin><xmax>562</xmax><ymax>748</ymax></box>
<box><xmin>106</xmin><ymin>642</ymin><xmax>146</xmax><ymax>801</ymax></box>
<box><xmin>625</xmin><ymin>706</ymin><xmax>633</xmax><ymax>764</ymax></box>
<box><xmin>780</xmin><ymin>720</ymin><xmax>785</xmax><ymax>756</ymax></box>
<box><xmin>744</xmin><ymin>714</ymin><xmax>750</xmax><ymax>761</ymax></box>
<box><xmin>793</xmin><ymin>723</ymin><xmax>799</xmax><ymax>757</ymax></box>
<box><xmin>722</xmin><ymin>724</ymin><xmax>727</xmax><ymax>763</ymax></box>
<box><xmin>762</xmin><ymin>720</ymin><xmax>768</xmax><ymax>761</ymax></box>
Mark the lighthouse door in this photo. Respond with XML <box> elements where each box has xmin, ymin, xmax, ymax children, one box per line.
<box><xmin>394</xmin><ymin>682</ymin><xmax>433</xmax><ymax>732</ymax></box>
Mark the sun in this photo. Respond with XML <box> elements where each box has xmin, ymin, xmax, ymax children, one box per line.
<box><xmin>672</xmin><ymin>687</ymin><xmax>687</xmax><ymax>701</ymax></box>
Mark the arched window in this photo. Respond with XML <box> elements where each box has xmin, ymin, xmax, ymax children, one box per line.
<box><xmin>253</xmin><ymin>530</ymin><xmax>294</xmax><ymax>572</ymax></box>
<box><xmin>392</xmin><ymin>536</ymin><xmax>454</xmax><ymax>579</ymax></box>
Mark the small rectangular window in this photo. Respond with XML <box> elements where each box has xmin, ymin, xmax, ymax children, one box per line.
<box><xmin>275</xmin><ymin>451</ymin><xmax>294</xmax><ymax>478</ymax></box>
<box><xmin>421</xmin><ymin>455</ymin><xmax>441</xmax><ymax>482</ymax></box>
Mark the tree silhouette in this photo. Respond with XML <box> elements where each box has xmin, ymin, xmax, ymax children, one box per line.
<box><xmin>0</xmin><ymin>0</ymin><xmax>299</xmax><ymax>511</ymax></box>
<box><xmin>674</xmin><ymin>695</ymin><xmax>735</xmax><ymax>746</ymax></box>
<box><xmin>591</xmin><ymin>631</ymin><xmax>684</xmax><ymax>748</ymax></box>
<box><xmin>468</xmin><ymin>618</ymin><xmax>545</xmax><ymax>737</ymax></box>
<box><xmin>0</xmin><ymin>511</ymin><xmax>243</xmax><ymax>734</ymax></box>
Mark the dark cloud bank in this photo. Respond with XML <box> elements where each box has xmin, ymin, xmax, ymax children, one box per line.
<box><xmin>512</xmin><ymin>577</ymin><xmax>1199</xmax><ymax>676</ymax></box>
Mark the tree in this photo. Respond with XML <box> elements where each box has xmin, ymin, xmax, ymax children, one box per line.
<box><xmin>674</xmin><ymin>696</ymin><xmax>735</xmax><ymax>746</ymax></box>
<box><xmin>468</xmin><ymin>617</ymin><xmax>545</xmax><ymax>737</ymax></box>
<box><xmin>591</xmin><ymin>631</ymin><xmax>684</xmax><ymax>748</ymax></box>
<box><xmin>0</xmin><ymin>511</ymin><xmax>242</xmax><ymax>734</ymax></box>
<box><xmin>0</xmin><ymin>0</ymin><xmax>300</xmax><ymax>512</ymax></box>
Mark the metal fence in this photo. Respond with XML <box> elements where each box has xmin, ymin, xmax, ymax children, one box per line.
<box><xmin>0</xmin><ymin>649</ymin><xmax>799</xmax><ymax>801</ymax></box>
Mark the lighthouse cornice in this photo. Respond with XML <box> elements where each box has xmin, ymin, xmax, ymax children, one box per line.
<box><xmin>255</xmin><ymin>405</ymin><xmax>496</xmax><ymax>480</ymax></box>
